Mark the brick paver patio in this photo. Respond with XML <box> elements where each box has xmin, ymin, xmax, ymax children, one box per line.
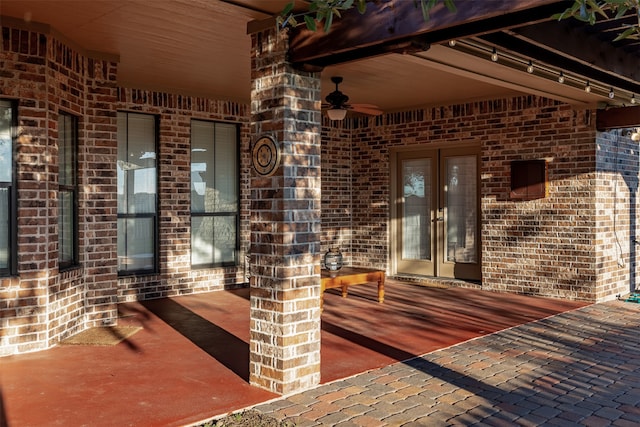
<box><xmin>228</xmin><ymin>300</ymin><xmax>640</xmax><ymax>426</ymax></box>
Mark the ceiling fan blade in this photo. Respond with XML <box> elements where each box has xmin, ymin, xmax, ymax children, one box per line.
<box><xmin>351</xmin><ymin>104</ymin><xmax>384</xmax><ymax>116</ymax></box>
<box><xmin>351</xmin><ymin>103</ymin><xmax>380</xmax><ymax>109</ymax></box>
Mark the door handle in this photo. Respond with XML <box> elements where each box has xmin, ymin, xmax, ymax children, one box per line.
<box><xmin>433</xmin><ymin>217</ymin><xmax>444</xmax><ymax>222</ymax></box>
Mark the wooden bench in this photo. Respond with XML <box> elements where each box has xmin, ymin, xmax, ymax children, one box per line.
<box><xmin>320</xmin><ymin>267</ymin><xmax>385</xmax><ymax>310</ymax></box>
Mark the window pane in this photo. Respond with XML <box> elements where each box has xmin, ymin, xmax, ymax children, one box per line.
<box><xmin>192</xmin><ymin>216</ymin><xmax>214</xmax><ymax>265</ymax></box>
<box><xmin>214</xmin><ymin>124</ymin><xmax>238</xmax><ymax>212</ymax></box>
<box><xmin>59</xmin><ymin>191</ymin><xmax>74</xmax><ymax>263</ymax></box>
<box><xmin>191</xmin><ymin>121</ymin><xmax>237</xmax><ymax>213</ymax></box>
<box><xmin>190</xmin><ymin>120</ymin><xmax>213</xmax><ymax>213</ymax></box>
<box><xmin>191</xmin><ymin>215</ymin><xmax>236</xmax><ymax>266</ymax></box>
<box><xmin>59</xmin><ymin>114</ymin><xmax>75</xmax><ymax>186</ymax></box>
<box><xmin>213</xmin><ymin>215</ymin><xmax>236</xmax><ymax>264</ymax></box>
<box><xmin>0</xmin><ymin>100</ymin><xmax>12</xmax><ymax>272</ymax></box>
<box><xmin>0</xmin><ymin>188</ymin><xmax>8</xmax><ymax>269</ymax></box>
<box><xmin>117</xmin><ymin>112</ymin><xmax>156</xmax><ymax>214</ymax></box>
<box><xmin>0</xmin><ymin>101</ymin><xmax>12</xmax><ymax>183</ymax></box>
<box><xmin>117</xmin><ymin>113</ymin><xmax>128</xmax><ymax>214</ymax></box>
<box><xmin>117</xmin><ymin>217</ymin><xmax>155</xmax><ymax>272</ymax></box>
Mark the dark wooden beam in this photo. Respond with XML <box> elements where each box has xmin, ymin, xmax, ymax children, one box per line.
<box><xmin>288</xmin><ymin>0</ymin><xmax>566</xmax><ymax>69</ymax></box>
<box><xmin>512</xmin><ymin>21</ymin><xmax>640</xmax><ymax>83</ymax></box>
<box><xmin>294</xmin><ymin>36</ymin><xmax>433</xmax><ymax>72</ymax></box>
<box><xmin>597</xmin><ymin>106</ymin><xmax>640</xmax><ymax>130</ymax></box>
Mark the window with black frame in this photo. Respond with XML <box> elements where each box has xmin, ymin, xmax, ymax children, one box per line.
<box><xmin>117</xmin><ymin>112</ymin><xmax>158</xmax><ymax>274</ymax></box>
<box><xmin>0</xmin><ymin>100</ymin><xmax>16</xmax><ymax>276</ymax></box>
<box><xmin>58</xmin><ymin>112</ymin><xmax>78</xmax><ymax>270</ymax></box>
<box><xmin>190</xmin><ymin>120</ymin><xmax>239</xmax><ymax>268</ymax></box>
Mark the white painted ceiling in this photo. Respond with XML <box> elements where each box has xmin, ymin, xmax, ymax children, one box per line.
<box><xmin>0</xmin><ymin>0</ymin><xmax>610</xmax><ymax>114</ymax></box>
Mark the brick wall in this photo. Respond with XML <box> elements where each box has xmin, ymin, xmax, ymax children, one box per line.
<box><xmin>320</xmin><ymin>120</ymin><xmax>353</xmax><ymax>266</ymax></box>
<box><xmin>594</xmin><ymin>130</ymin><xmax>638</xmax><ymax>300</ymax></box>
<box><xmin>48</xmin><ymin>37</ymin><xmax>91</xmax><ymax>345</ymax></box>
<box><xmin>0</xmin><ymin>25</ymin><xmax>120</xmax><ymax>355</ymax></box>
<box><xmin>0</xmin><ymin>26</ymin><xmax>50</xmax><ymax>355</ymax></box>
<box><xmin>81</xmin><ymin>56</ymin><xmax>119</xmax><ymax>326</ymax></box>
<box><xmin>319</xmin><ymin>98</ymin><xmax>635</xmax><ymax>302</ymax></box>
<box><xmin>0</xmin><ymin>24</ymin><xmax>252</xmax><ymax>356</ymax></box>
<box><xmin>478</xmin><ymin>100</ymin><xmax>599</xmax><ymax>299</ymax></box>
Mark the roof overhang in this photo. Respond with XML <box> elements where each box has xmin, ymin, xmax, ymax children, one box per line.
<box><xmin>285</xmin><ymin>0</ymin><xmax>640</xmax><ymax>119</ymax></box>
<box><xmin>288</xmin><ymin>0</ymin><xmax>566</xmax><ymax>70</ymax></box>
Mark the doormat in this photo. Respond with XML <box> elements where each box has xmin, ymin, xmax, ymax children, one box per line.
<box><xmin>60</xmin><ymin>326</ymin><xmax>142</xmax><ymax>346</ymax></box>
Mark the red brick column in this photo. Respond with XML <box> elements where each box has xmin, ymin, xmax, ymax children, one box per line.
<box><xmin>249</xmin><ymin>27</ymin><xmax>322</xmax><ymax>394</ymax></box>
<box><xmin>82</xmin><ymin>57</ymin><xmax>119</xmax><ymax>325</ymax></box>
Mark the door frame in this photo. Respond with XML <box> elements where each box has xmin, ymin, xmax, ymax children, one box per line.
<box><xmin>389</xmin><ymin>142</ymin><xmax>481</xmax><ymax>280</ymax></box>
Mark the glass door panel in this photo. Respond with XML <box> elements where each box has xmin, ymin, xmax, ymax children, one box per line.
<box><xmin>445</xmin><ymin>156</ymin><xmax>477</xmax><ymax>263</ymax></box>
<box><xmin>438</xmin><ymin>148</ymin><xmax>481</xmax><ymax>279</ymax></box>
<box><xmin>396</xmin><ymin>153</ymin><xmax>435</xmax><ymax>276</ymax></box>
<box><xmin>402</xmin><ymin>158</ymin><xmax>431</xmax><ymax>260</ymax></box>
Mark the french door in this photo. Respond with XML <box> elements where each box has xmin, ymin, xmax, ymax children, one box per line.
<box><xmin>394</xmin><ymin>146</ymin><xmax>481</xmax><ymax>281</ymax></box>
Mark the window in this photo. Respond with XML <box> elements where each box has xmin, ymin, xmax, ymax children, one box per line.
<box><xmin>117</xmin><ymin>112</ymin><xmax>158</xmax><ymax>274</ymax></box>
<box><xmin>191</xmin><ymin>120</ymin><xmax>239</xmax><ymax>267</ymax></box>
<box><xmin>58</xmin><ymin>112</ymin><xmax>78</xmax><ymax>269</ymax></box>
<box><xmin>0</xmin><ymin>100</ymin><xmax>16</xmax><ymax>276</ymax></box>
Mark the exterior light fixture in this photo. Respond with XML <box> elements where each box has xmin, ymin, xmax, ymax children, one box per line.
<box><xmin>448</xmin><ymin>39</ymin><xmax>456</xmax><ymax>47</ymax></box>
<box><xmin>490</xmin><ymin>47</ymin><xmax>498</xmax><ymax>62</ymax></box>
<box><xmin>558</xmin><ymin>72</ymin><xmax>565</xmax><ymax>84</ymax></box>
<box><xmin>609</xmin><ymin>87</ymin><xmax>615</xmax><ymax>99</ymax></box>
<box><xmin>585</xmin><ymin>81</ymin><xmax>591</xmax><ymax>93</ymax></box>
<box><xmin>526</xmin><ymin>61</ymin><xmax>534</xmax><ymax>73</ymax></box>
<box><xmin>327</xmin><ymin>108</ymin><xmax>347</xmax><ymax>121</ymax></box>
<box><xmin>632</xmin><ymin>94</ymin><xmax>637</xmax><ymax>104</ymax></box>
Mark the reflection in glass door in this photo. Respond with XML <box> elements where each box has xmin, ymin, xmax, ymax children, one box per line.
<box><xmin>398</xmin><ymin>156</ymin><xmax>435</xmax><ymax>275</ymax></box>
<box><xmin>439</xmin><ymin>151</ymin><xmax>480</xmax><ymax>279</ymax></box>
<box><xmin>394</xmin><ymin>147</ymin><xmax>480</xmax><ymax>280</ymax></box>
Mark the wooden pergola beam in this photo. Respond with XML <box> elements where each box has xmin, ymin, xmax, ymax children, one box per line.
<box><xmin>512</xmin><ymin>21</ymin><xmax>640</xmax><ymax>83</ymax></box>
<box><xmin>288</xmin><ymin>0</ymin><xmax>566</xmax><ymax>70</ymax></box>
<box><xmin>596</xmin><ymin>106</ymin><xmax>640</xmax><ymax>131</ymax></box>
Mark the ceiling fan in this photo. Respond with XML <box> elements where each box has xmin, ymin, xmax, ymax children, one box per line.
<box><xmin>323</xmin><ymin>76</ymin><xmax>383</xmax><ymax>120</ymax></box>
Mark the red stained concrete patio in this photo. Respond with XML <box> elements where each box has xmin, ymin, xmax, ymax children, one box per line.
<box><xmin>0</xmin><ymin>280</ymin><xmax>588</xmax><ymax>426</ymax></box>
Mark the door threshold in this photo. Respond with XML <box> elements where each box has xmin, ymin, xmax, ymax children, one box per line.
<box><xmin>390</xmin><ymin>274</ymin><xmax>482</xmax><ymax>290</ymax></box>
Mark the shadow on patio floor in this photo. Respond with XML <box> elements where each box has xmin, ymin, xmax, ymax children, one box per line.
<box><xmin>0</xmin><ymin>280</ymin><xmax>588</xmax><ymax>426</ymax></box>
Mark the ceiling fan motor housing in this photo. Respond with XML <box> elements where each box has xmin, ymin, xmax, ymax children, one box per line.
<box><xmin>326</xmin><ymin>90</ymin><xmax>349</xmax><ymax>108</ymax></box>
<box><xmin>326</xmin><ymin>76</ymin><xmax>349</xmax><ymax>108</ymax></box>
